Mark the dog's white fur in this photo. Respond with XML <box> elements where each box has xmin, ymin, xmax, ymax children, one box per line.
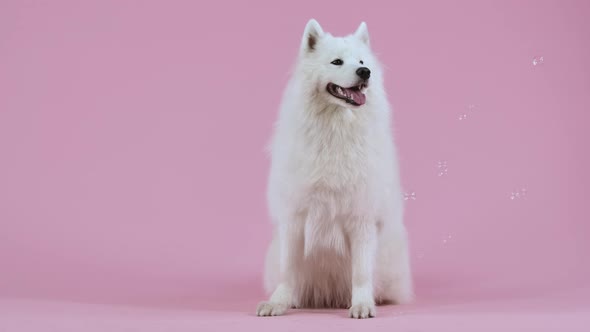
<box><xmin>256</xmin><ymin>19</ymin><xmax>413</xmax><ymax>319</ymax></box>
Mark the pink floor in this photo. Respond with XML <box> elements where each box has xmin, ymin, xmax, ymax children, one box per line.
<box><xmin>2</xmin><ymin>284</ymin><xmax>589</xmax><ymax>331</ymax></box>
<box><xmin>1</xmin><ymin>1</ymin><xmax>589</xmax><ymax>331</ymax></box>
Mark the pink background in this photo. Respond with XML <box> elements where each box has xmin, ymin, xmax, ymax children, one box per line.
<box><xmin>1</xmin><ymin>0</ymin><xmax>589</xmax><ymax>331</ymax></box>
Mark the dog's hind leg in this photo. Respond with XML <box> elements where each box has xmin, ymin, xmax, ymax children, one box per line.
<box><xmin>374</xmin><ymin>222</ymin><xmax>414</xmax><ymax>305</ymax></box>
<box><xmin>256</xmin><ymin>221</ymin><xmax>303</xmax><ymax>316</ymax></box>
<box><xmin>263</xmin><ymin>230</ymin><xmax>280</xmax><ymax>295</ymax></box>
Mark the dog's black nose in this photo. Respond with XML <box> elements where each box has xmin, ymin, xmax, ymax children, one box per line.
<box><xmin>356</xmin><ymin>67</ymin><xmax>371</xmax><ymax>80</ymax></box>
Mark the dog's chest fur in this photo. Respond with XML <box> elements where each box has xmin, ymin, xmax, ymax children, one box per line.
<box><xmin>288</xmin><ymin>108</ymin><xmax>378</xmax><ymax>256</ymax></box>
<box><xmin>298</xmin><ymin>108</ymin><xmax>372</xmax><ymax>194</ymax></box>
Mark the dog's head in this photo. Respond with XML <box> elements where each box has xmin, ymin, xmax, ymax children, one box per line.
<box><xmin>298</xmin><ymin>19</ymin><xmax>380</xmax><ymax>108</ymax></box>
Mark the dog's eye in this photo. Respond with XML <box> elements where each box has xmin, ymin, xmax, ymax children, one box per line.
<box><xmin>331</xmin><ymin>59</ymin><xmax>343</xmax><ymax>65</ymax></box>
<box><xmin>360</xmin><ymin>60</ymin><xmax>364</xmax><ymax>65</ymax></box>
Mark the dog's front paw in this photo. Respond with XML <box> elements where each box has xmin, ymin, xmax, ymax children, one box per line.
<box><xmin>256</xmin><ymin>301</ymin><xmax>288</xmax><ymax>317</ymax></box>
<box><xmin>349</xmin><ymin>302</ymin><xmax>376</xmax><ymax>319</ymax></box>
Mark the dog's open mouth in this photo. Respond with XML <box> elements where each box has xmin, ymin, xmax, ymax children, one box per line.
<box><xmin>326</xmin><ymin>83</ymin><xmax>367</xmax><ymax>106</ymax></box>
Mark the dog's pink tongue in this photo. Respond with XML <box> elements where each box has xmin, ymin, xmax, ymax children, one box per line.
<box><xmin>347</xmin><ymin>89</ymin><xmax>366</xmax><ymax>106</ymax></box>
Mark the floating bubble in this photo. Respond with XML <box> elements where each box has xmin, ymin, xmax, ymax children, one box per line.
<box><xmin>403</xmin><ymin>191</ymin><xmax>416</xmax><ymax>201</ymax></box>
<box><xmin>442</xmin><ymin>234</ymin><xmax>452</xmax><ymax>245</ymax></box>
<box><xmin>532</xmin><ymin>56</ymin><xmax>544</xmax><ymax>66</ymax></box>
<box><xmin>437</xmin><ymin>160</ymin><xmax>448</xmax><ymax>176</ymax></box>
<box><xmin>459</xmin><ymin>104</ymin><xmax>476</xmax><ymax>121</ymax></box>
<box><xmin>510</xmin><ymin>188</ymin><xmax>528</xmax><ymax>200</ymax></box>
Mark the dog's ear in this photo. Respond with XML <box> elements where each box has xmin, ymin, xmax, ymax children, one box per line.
<box><xmin>301</xmin><ymin>19</ymin><xmax>324</xmax><ymax>53</ymax></box>
<box><xmin>354</xmin><ymin>22</ymin><xmax>370</xmax><ymax>46</ymax></box>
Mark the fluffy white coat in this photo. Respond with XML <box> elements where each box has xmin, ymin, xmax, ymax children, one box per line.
<box><xmin>256</xmin><ymin>19</ymin><xmax>413</xmax><ymax>319</ymax></box>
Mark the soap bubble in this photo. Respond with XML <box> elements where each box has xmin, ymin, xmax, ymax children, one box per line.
<box><xmin>437</xmin><ymin>160</ymin><xmax>448</xmax><ymax>176</ymax></box>
<box><xmin>403</xmin><ymin>191</ymin><xmax>416</xmax><ymax>201</ymax></box>
<box><xmin>510</xmin><ymin>188</ymin><xmax>528</xmax><ymax>200</ymax></box>
<box><xmin>532</xmin><ymin>56</ymin><xmax>544</xmax><ymax>66</ymax></box>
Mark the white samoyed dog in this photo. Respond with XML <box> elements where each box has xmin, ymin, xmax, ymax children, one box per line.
<box><xmin>256</xmin><ymin>19</ymin><xmax>413</xmax><ymax>319</ymax></box>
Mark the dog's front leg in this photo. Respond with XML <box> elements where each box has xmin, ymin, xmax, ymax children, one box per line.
<box><xmin>348</xmin><ymin>221</ymin><xmax>377</xmax><ymax>319</ymax></box>
<box><xmin>256</xmin><ymin>222</ymin><xmax>299</xmax><ymax>316</ymax></box>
